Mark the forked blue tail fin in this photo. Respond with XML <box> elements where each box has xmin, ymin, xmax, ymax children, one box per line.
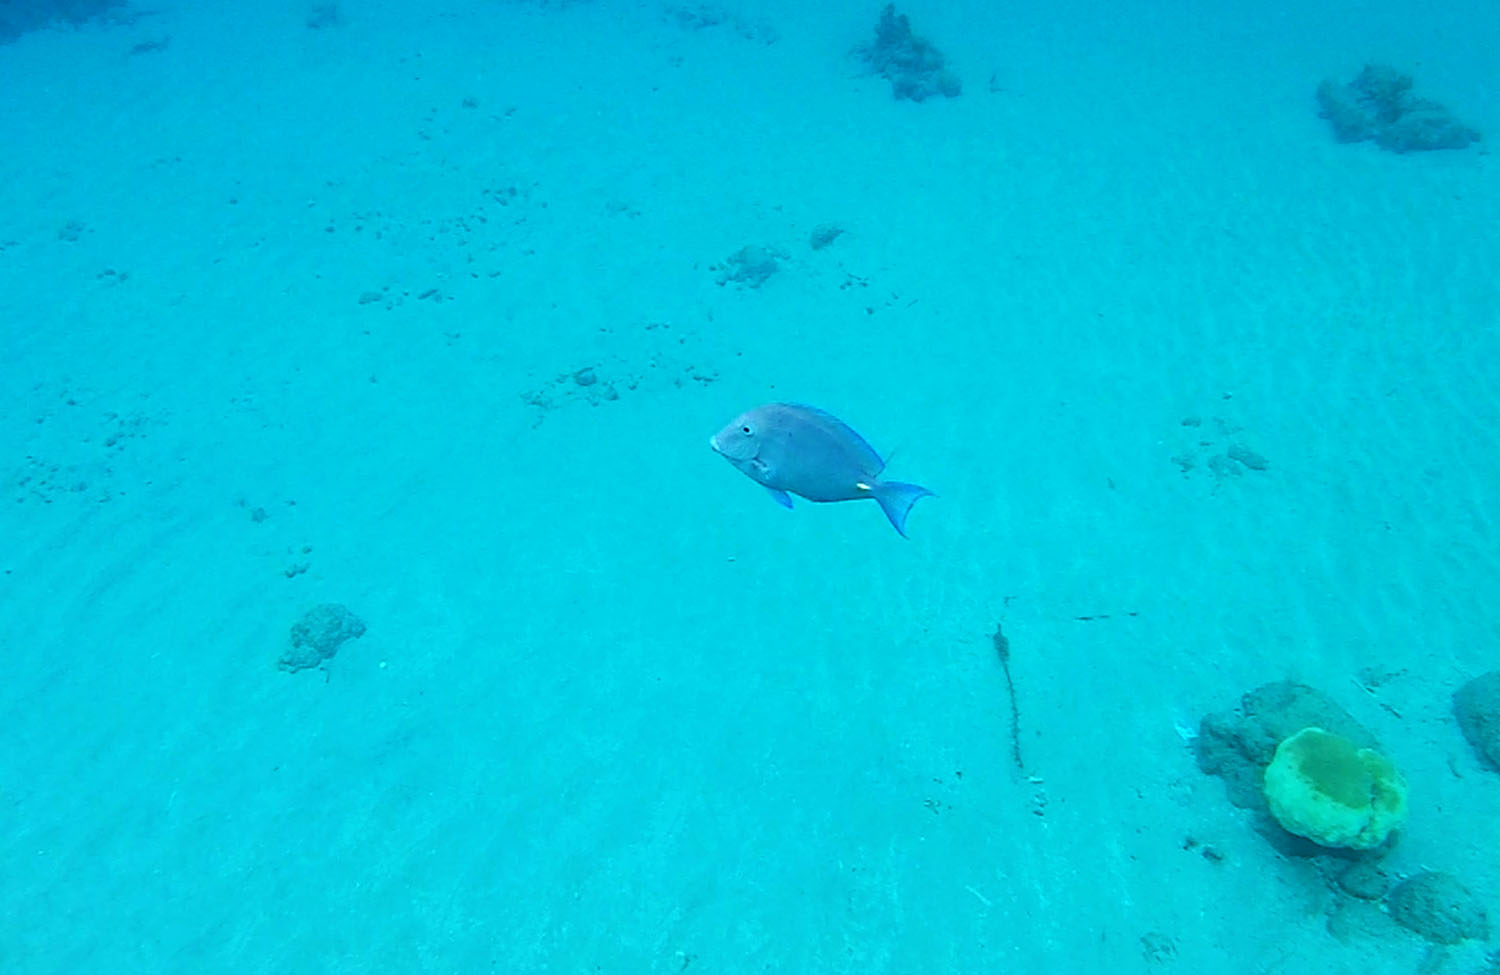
<box><xmin>873</xmin><ymin>481</ymin><xmax>934</xmax><ymax>538</ymax></box>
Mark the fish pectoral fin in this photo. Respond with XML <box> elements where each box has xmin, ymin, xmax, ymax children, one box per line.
<box><xmin>764</xmin><ymin>486</ymin><xmax>794</xmax><ymax>509</ymax></box>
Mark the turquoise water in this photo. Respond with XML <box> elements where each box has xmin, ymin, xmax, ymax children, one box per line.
<box><xmin>2</xmin><ymin>1</ymin><xmax>1497</xmax><ymax>972</ymax></box>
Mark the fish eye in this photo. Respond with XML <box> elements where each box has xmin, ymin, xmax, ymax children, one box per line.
<box><xmin>740</xmin><ymin>424</ymin><xmax>753</xmax><ymax>435</ymax></box>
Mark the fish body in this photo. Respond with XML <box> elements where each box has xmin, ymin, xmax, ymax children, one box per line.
<box><xmin>710</xmin><ymin>403</ymin><xmax>933</xmax><ymax>536</ymax></box>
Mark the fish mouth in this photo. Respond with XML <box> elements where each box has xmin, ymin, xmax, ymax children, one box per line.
<box><xmin>710</xmin><ymin>427</ymin><xmax>758</xmax><ymax>461</ymax></box>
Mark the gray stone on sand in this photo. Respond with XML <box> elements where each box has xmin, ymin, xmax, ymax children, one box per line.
<box><xmin>1454</xmin><ymin>671</ymin><xmax>1500</xmax><ymax>771</ymax></box>
<box><xmin>1387</xmin><ymin>871</ymin><xmax>1490</xmax><ymax>945</ymax></box>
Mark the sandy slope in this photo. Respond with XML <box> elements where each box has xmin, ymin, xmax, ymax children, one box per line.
<box><xmin>1</xmin><ymin>0</ymin><xmax>1497</xmax><ymax>972</ymax></box>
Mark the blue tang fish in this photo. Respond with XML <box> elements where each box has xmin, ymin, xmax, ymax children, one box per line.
<box><xmin>710</xmin><ymin>403</ymin><xmax>934</xmax><ymax>537</ymax></box>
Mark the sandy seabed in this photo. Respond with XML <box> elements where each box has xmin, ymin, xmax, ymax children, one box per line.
<box><xmin>1</xmin><ymin>1</ymin><xmax>1498</xmax><ymax>972</ymax></box>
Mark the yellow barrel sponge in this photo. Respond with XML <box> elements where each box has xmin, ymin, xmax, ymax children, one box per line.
<box><xmin>1263</xmin><ymin>726</ymin><xmax>1408</xmax><ymax>850</ymax></box>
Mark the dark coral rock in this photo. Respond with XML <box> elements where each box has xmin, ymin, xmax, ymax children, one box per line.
<box><xmin>1454</xmin><ymin>671</ymin><xmax>1500</xmax><ymax>771</ymax></box>
<box><xmin>1387</xmin><ymin>871</ymin><xmax>1491</xmax><ymax>944</ymax></box>
<box><xmin>279</xmin><ymin>602</ymin><xmax>367</xmax><ymax>672</ymax></box>
<box><xmin>1316</xmin><ymin>79</ymin><xmax>1379</xmax><ymax>143</ymax></box>
<box><xmin>0</xmin><ymin>0</ymin><xmax>128</xmax><ymax>44</ymax></box>
<box><xmin>1194</xmin><ymin>681</ymin><xmax>1378</xmax><ymax>811</ymax></box>
<box><xmin>1351</xmin><ymin>64</ymin><xmax>1412</xmax><ymax>123</ymax></box>
<box><xmin>1316</xmin><ymin>63</ymin><xmax>1480</xmax><ymax>152</ymax></box>
<box><xmin>858</xmin><ymin>5</ymin><xmax>960</xmax><ymax>102</ymax></box>
<box><xmin>1376</xmin><ymin>100</ymin><xmax>1482</xmax><ymax>153</ymax></box>
<box><xmin>715</xmin><ymin>244</ymin><xmax>783</xmax><ymax>288</ymax></box>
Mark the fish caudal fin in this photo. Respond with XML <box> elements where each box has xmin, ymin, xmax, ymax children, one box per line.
<box><xmin>872</xmin><ymin>481</ymin><xmax>934</xmax><ymax>537</ymax></box>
